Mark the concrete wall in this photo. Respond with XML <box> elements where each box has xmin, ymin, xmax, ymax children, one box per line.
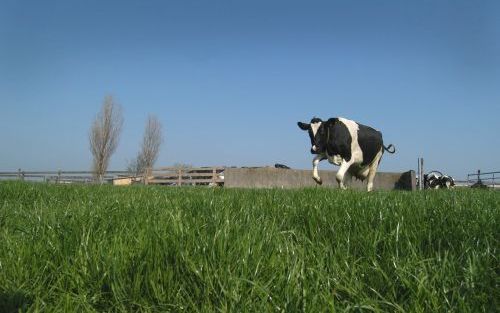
<box><xmin>224</xmin><ymin>167</ymin><xmax>416</xmax><ymax>191</ymax></box>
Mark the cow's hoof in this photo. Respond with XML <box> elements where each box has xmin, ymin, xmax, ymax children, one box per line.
<box><xmin>313</xmin><ymin>177</ymin><xmax>322</xmax><ymax>185</ymax></box>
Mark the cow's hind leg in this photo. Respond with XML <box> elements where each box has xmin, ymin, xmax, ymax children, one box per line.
<box><xmin>366</xmin><ymin>169</ymin><xmax>377</xmax><ymax>192</ymax></box>
<box><xmin>366</xmin><ymin>150</ymin><xmax>383</xmax><ymax>192</ymax></box>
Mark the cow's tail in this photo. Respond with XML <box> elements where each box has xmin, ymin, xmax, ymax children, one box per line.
<box><xmin>383</xmin><ymin>144</ymin><xmax>396</xmax><ymax>154</ymax></box>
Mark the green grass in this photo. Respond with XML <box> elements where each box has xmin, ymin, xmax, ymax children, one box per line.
<box><xmin>0</xmin><ymin>181</ymin><xmax>498</xmax><ymax>312</ymax></box>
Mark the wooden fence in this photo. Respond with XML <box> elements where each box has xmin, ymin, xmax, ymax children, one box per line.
<box><xmin>147</xmin><ymin>167</ymin><xmax>225</xmax><ymax>186</ymax></box>
<box><xmin>0</xmin><ymin>167</ymin><xmax>225</xmax><ymax>186</ymax></box>
<box><xmin>0</xmin><ymin>170</ymin><xmax>131</xmax><ymax>183</ymax></box>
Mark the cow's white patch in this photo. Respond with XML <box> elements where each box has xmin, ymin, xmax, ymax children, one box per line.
<box><xmin>310</xmin><ymin>121</ymin><xmax>322</xmax><ymax>153</ymax></box>
<box><xmin>338</xmin><ymin>117</ymin><xmax>363</xmax><ymax>164</ymax></box>
<box><xmin>310</xmin><ymin>121</ymin><xmax>321</xmax><ymax>137</ymax></box>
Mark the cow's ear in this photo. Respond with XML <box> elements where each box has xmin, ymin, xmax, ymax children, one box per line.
<box><xmin>297</xmin><ymin>122</ymin><xmax>310</xmax><ymax>130</ymax></box>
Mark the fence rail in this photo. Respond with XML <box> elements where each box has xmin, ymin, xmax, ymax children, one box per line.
<box><xmin>467</xmin><ymin>170</ymin><xmax>499</xmax><ymax>188</ymax></box>
<box><xmin>0</xmin><ymin>169</ymin><xmax>132</xmax><ymax>183</ymax></box>
<box><xmin>0</xmin><ymin>167</ymin><xmax>225</xmax><ymax>186</ymax></box>
<box><xmin>148</xmin><ymin>167</ymin><xmax>225</xmax><ymax>186</ymax></box>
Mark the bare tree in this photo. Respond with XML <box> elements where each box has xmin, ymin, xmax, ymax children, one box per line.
<box><xmin>135</xmin><ymin>115</ymin><xmax>163</xmax><ymax>175</ymax></box>
<box><xmin>126</xmin><ymin>156</ymin><xmax>142</xmax><ymax>176</ymax></box>
<box><xmin>141</xmin><ymin>115</ymin><xmax>163</xmax><ymax>169</ymax></box>
<box><xmin>89</xmin><ymin>95</ymin><xmax>123</xmax><ymax>182</ymax></box>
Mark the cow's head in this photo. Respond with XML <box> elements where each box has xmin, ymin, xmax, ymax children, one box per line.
<box><xmin>297</xmin><ymin>117</ymin><xmax>327</xmax><ymax>154</ymax></box>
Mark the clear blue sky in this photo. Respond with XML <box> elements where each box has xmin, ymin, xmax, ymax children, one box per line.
<box><xmin>1</xmin><ymin>0</ymin><xmax>499</xmax><ymax>179</ymax></box>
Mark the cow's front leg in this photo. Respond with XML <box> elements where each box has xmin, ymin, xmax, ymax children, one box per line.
<box><xmin>312</xmin><ymin>155</ymin><xmax>323</xmax><ymax>185</ymax></box>
<box><xmin>336</xmin><ymin>161</ymin><xmax>352</xmax><ymax>190</ymax></box>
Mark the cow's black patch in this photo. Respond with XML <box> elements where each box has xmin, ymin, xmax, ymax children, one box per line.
<box><xmin>357</xmin><ymin>123</ymin><xmax>383</xmax><ymax>166</ymax></box>
<box><xmin>310</xmin><ymin>117</ymin><xmax>322</xmax><ymax>124</ymax></box>
<box><xmin>297</xmin><ymin>122</ymin><xmax>310</xmax><ymax>130</ymax></box>
<box><xmin>327</xmin><ymin>118</ymin><xmax>352</xmax><ymax>162</ymax></box>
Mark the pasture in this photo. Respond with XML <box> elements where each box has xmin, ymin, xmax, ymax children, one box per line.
<box><xmin>0</xmin><ymin>182</ymin><xmax>498</xmax><ymax>312</ymax></box>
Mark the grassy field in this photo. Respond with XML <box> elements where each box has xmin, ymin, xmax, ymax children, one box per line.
<box><xmin>0</xmin><ymin>181</ymin><xmax>498</xmax><ymax>312</ymax></box>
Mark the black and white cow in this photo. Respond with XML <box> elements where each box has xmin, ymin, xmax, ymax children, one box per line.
<box><xmin>298</xmin><ymin>117</ymin><xmax>395</xmax><ymax>191</ymax></box>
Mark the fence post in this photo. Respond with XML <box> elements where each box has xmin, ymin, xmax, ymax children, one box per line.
<box><xmin>18</xmin><ymin>168</ymin><xmax>21</xmax><ymax>181</ymax></box>
<box><xmin>417</xmin><ymin>159</ymin><xmax>420</xmax><ymax>190</ymax></box>
<box><xmin>57</xmin><ymin>169</ymin><xmax>61</xmax><ymax>184</ymax></box>
<box><xmin>422</xmin><ymin>158</ymin><xmax>425</xmax><ymax>190</ymax></box>
<box><xmin>212</xmin><ymin>168</ymin><xmax>217</xmax><ymax>185</ymax></box>
<box><xmin>178</xmin><ymin>169</ymin><xmax>182</xmax><ymax>186</ymax></box>
<box><xmin>419</xmin><ymin>158</ymin><xmax>424</xmax><ymax>190</ymax></box>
